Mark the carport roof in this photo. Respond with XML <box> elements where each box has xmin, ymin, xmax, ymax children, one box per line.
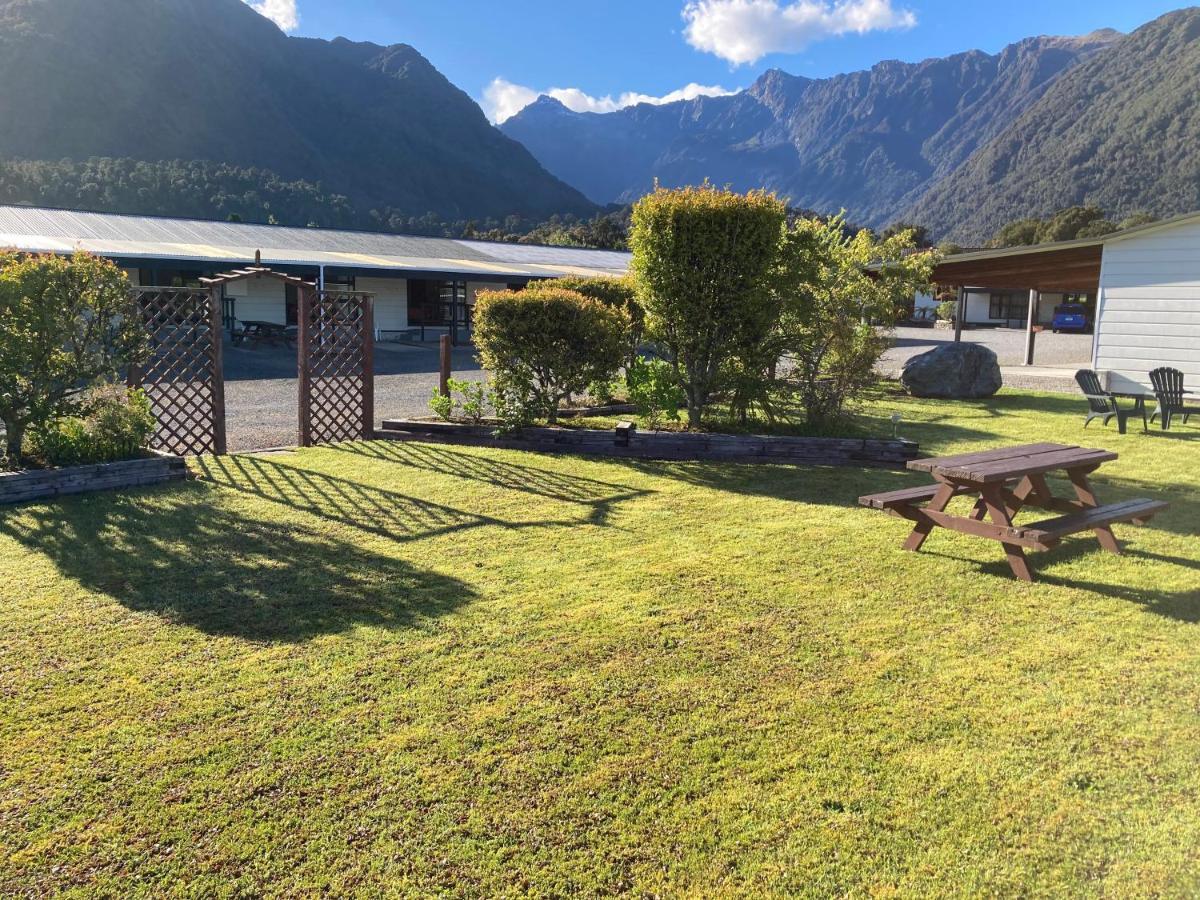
<box><xmin>0</xmin><ymin>205</ymin><xmax>632</xmax><ymax>280</ymax></box>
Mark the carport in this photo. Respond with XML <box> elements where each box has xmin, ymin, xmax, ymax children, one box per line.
<box><xmin>931</xmin><ymin>240</ymin><xmax>1104</xmax><ymax>366</ymax></box>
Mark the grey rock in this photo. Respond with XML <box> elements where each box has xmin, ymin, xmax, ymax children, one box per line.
<box><xmin>901</xmin><ymin>342</ymin><xmax>1003</xmax><ymax>399</ymax></box>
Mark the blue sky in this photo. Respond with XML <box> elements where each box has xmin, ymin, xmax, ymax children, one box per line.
<box><xmin>247</xmin><ymin>0</ymin><xmax>1185</xmax><ymax>121</ymax></box>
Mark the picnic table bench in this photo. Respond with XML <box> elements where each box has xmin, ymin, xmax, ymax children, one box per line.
<box><xmin>859</xmin><ymin>442</ymin><xmax>1168</xmax><ymax>582</ymax></box>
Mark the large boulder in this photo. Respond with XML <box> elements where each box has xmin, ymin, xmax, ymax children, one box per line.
<box><xmin>901</xmin><ymin>342</ymin><xmax>1002</xmax><ymax>399</ymax></box>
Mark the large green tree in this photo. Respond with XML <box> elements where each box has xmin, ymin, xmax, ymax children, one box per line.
<box><xmin>0</xmin><ymin>252</ymin><xmax>145</xmax><ymax>464</ymax></box>
<box><xmin>630</xmin><ymin>185</ymin><xmax>786</xmax><ymax>428</ymax></box>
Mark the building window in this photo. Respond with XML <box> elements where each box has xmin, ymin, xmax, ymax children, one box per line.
<box><xmin>988</xmin><ymin>293</ymin><xmax>1025</xmax><ymax>321</ymax></box>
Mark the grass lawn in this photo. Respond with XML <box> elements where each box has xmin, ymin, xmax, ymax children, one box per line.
<box><xmin>2</xmin><ymin>389</ymin><xmax>1199</xmax><ymax>896</ymax></box>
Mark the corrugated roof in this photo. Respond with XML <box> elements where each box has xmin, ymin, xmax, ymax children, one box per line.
<box><xmin>0</xmin><ymin>205</ymin><xmax>631</xmax><ymax>279</ymax></box>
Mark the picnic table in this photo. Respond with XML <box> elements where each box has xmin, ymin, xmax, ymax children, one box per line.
<box><xmin>859</xmin><ymin>443</ymin><xmax>1168</xmax><ymax>582</ymax></box>
<box><xmin>234</xmin><ymin>320</ymin><xmax>296</xmax><ymax>348</ymax></box>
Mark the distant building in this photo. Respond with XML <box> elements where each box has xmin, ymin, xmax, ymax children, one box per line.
<box><xmin>0</xmin><ymin>205</ymin><xmax>631</xmax><ymax>339</ymax></box>
<box><xmin>932</xmin><ymin>212</ymin><xmax>1200</xmax><ymax>389</ymax></box>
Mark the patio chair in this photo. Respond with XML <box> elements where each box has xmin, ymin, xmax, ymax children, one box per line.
<box><xmin>1149</xmin><ymin>367</ymin><xmax>1200</xmax><ymax>430</ymax></box>
<box><xmin>1075</xmin><ymin>369</ymin><xmax>1146</xmax><ymax>435</ymax></box>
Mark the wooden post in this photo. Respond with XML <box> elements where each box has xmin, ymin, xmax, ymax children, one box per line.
<box><xmin>362</xmin><ymin>295</ymin><xmax>375</xmax><ymax>440</ymax></box>
<box><xmin>298</xmin><ymin>286</ymin><xmax>312</xmax><ymax>447</ymax></box>
<box><xmin>1024</xmin><ymin>288</ymin><xmax>1039</xmax><ymax>366</ymax></box>
<box><xmin>954</xmin><ymin>286</ymin><xmax>966</xmax><ymax>342</ymax></box>
<box><xmin>209</xmin><ymin>286</ymin><xmax>227</xmax><ymax>455</ymax></box>
<box><xmin>439</xmin><ymin>334</ymin><xmax>452</xmax><ymax>397</ymax></box>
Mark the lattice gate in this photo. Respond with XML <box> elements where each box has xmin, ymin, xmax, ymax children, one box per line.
<box><xmin>298</xmin><ymin>288</ymin><xmax>375</xmax><ymax>447</ymax></box>
<box><xmin>128</xmin><ymin>287</ymin><xmax>226</xmax><ymax>456</ymax></box>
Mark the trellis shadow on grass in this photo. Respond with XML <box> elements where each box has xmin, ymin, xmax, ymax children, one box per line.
<box><xmin>0</xmin><ymin>483</ymin><xmax>479</xmax><ymax>642</ymax></box>
<box><xmin>195</xmin><ymin>452</ymin><xmax>647</xmax><ymax>536</ymax></box>
<box><xmin>329</xmin><ymin>439</ymin><xmax>654</xmax><ymax>508</ymax></box>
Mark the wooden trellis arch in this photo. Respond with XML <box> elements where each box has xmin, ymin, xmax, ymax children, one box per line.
<box><xmin>129</xmin><ymin>286</ymin><xmax>226</xmax><ymax>456</ymax></box>
<box><xmin>201</xmin><ymin>266</ymin><xmax>375</xmax><ymax>449</ymax></box>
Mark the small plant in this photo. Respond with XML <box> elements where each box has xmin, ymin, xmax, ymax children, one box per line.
<box><xmin>27</xmin><ymin>385</ymin><xmax>156</xmax><ymax>467</ymax></box>
<box><xmin>936</xmin><ymin>299</ymin><xmax>957</xmax><ymax>322</ymax></box>
<box><xmin>585</xmin><ymin>377</ymin><xmax>620</xmax><ymax>407</ymax></box>
<box><xmin>428</xmin><ymin>387</ymin><xmax>454</xmax><ymax>421</ymax></box>
<box><xmin>490</xmin><ymin>377</ymin><xmax>537</xmax><ymax>436</ymax></box>
<box><xmin>627</xmin><ymin>357</ymin><xmax>684</xmax><ymax>429</ymax></box>
<box><xmin>450</xmin><ymin>379</ymin><xmax>489</xmax><ymax>425</ymax></box>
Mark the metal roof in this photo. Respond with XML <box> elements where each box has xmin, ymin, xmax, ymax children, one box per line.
<box><xmin>0</xmin><ymin>205</ymin><xmax>632</xmax><ymax>280</ymax></box>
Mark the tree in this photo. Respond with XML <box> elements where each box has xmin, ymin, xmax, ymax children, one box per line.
<box><xmin>990</xmin><ymin>217</ymin><xmax>1043</xmax><ymax>247</ymax></box>
<box><xmin>630</xmin><ymin>185</ymin><xmax>786</xmax><ymax>427</ymax></box>
<box><xmin>473</xmin><ymin>285</ymin><xmax>629</xmax><ymax>424</ymax></box>
<box><xmin>777</xmin><ymin>218</ymin><xmax>936</xmax><ymax>425</ymax></box>
<box><xmin>0</xmin><ymin>252</ymin><xmax>145</xmax><ymax>464</ymax></box>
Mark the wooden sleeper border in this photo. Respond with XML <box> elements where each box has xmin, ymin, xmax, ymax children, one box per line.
<box><xmin>0</xmin><ymin>450</ymin><xmax>188</xmax><ymax>506</ymax></box>
<box><xmin>377</xmin><ymin>419</ymin><xmax>919</xmax><ymax>468</ymax></box>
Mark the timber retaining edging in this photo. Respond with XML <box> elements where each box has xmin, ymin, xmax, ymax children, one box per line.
<box><xmin>377</xmin><ymin>420</ymin><xmax>919</xmax><ymax>469</ymax></box>
<box><xmin>0</xmin><ymin>451</ymin><xmax>188</xmax><ymax>506</ymax></box>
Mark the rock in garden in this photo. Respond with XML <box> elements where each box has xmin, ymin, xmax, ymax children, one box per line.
<box><xmin>901</xmin><ymin>342</ymin><xmax>1003</xmax><ymax>399</ymax></box>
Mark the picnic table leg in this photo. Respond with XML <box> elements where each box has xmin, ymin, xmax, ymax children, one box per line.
<box><xmin>1067</xmin><ymin>469</ymin><xmax>1122</xmax><ymax>555</ymax></box>
<box><xmin>903</xmin><ymin>482</ymin><xmax>956</xmax><ymax>552</ymax></box>
<box><xmin>979</xmin><ymin>483</ymin><xmax>1035</xmax><ymax>582</ymax></box>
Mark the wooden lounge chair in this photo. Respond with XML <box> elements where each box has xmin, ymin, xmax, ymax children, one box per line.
<box><xmin>1148</xmin><ymin>367</ymin><xmax>1200</xmax><ymax>430</ymax></box>
<box><xmin>1075</xmin><ymin>369</ymin><xmax>1146</xmax><ymax>435</ymax></box>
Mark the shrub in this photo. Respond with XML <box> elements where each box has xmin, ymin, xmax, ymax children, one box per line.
<box><xmin>936</xmin><ymin>299</ymin><xmax>957</xmax><ymax>322</ymax></box>
<box><xmin>28</xmin><ymin>385</ymin><xmax>156</xmax><ymax>467</ymax></box>
<box><xmin>0</xmin><ymin>251</ymin><xmax>145</xmax><ymax>464</ymax></box>
<box><xmin>627</xmin><ymin>357</ymin><xmax>684</xmax><ymax>429</ymax></box>
<box><xmin>428</xmin><ymin>387</ymin><xmax>454</xmax><ymax>421</ymax></box>
<box><xmin>473</xmin><ymin>285</ymin><xmax>629</xmax><ymax>424</ymax></box>
<box><xmin>630</xmin><ymin>185</ymin><xmax>786</xmax><ymax>428</ymax></box>
<box><xmin>547</xmin><ymin>275</ymin><xmax>643</xmax><ymax>352</ymax></box>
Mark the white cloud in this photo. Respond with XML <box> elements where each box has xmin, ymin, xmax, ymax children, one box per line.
<box><xmin>483</xmin><ymin>78</ymin><xmax>738</xmax><ymax>124</ymax></box>
<box><xmin>246</xmin><ymin>0</ymin><xmax>300</xmax><ymax>33</ymax></box>
<box><xmin>683</xmin><ymin>0</ymin><xmax>916</xmax><ymax>66</ymax></box>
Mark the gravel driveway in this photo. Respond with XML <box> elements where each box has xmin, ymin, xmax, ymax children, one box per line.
<box><xmin>225</xmin><ymin>341</ymin><xmax>483</xmax><ymax>452</ymax></box>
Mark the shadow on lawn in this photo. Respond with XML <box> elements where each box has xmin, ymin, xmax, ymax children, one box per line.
<box><xmin>196</xmin><ymin>452</ymin><xmax>649</xmax><ymax>531</ymax></box>
<box><xmin>328</xmin><ymin>440</ymin><xmax>653</xmax><ymax>509</ymax></box>
<box><xmin>0</xmin><ymin>482</ymin><xmax>479</xmax><ymax>642</ymax></box>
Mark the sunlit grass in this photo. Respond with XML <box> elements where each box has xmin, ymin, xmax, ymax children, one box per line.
<box><xmin>1</xmin><ymin>388</ymin><xmax>1198</xmax><ymax>895</ymax></box>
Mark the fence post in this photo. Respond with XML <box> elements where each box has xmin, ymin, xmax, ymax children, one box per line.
<box><xmin>439</xmin><ymin>334</ymin><xmax>452</xmax><ymax>397</ymax></box>
<box><xmin>1023</xmin><ymin>289</ymin><xmax>1039</xmax><ymax>366</ymax></box>
<box><xmin>362</xmin><ymin>295</ymin><xmax>375</xmax><ymax>440</ymax></box>
<box><xmin>298</xmin><ymin>286</ymin><xmax>313</xmax><ymax>447</ymax></box>
<box><xmin>954</xmin><ymin>286</ymin><xmax>966</xmax><ymax>342</ymax></box>
<box><xmin>209</xmin><ymin>286</ymin><xmax>228</xmax><ymax>455</ymax></box>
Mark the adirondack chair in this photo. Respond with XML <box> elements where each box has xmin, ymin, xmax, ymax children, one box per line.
<box><xmin>1149</xmin><ymin>367</ymin><xmax>1200</xmax><ymax>430</ymax></box>
<box><xmin>1075</xmin><ymin>369</ymin><xmax>1146</xmax><ymax>434</ymax></box>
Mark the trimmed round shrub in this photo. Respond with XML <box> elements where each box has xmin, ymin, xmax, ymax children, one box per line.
<box><xmin>473</xmin><ymin>285</ymin><xmax>630</xmax><ymax>423</ymax></box>
<box><xmin>546</xmin><ymin>275</ymin><xmax>644</xmax><ymax>350</ymax></box>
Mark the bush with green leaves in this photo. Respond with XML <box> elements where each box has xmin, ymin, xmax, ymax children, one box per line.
<box><xmin>473</xmin><ymin>285</ymin><xmax>629</xmax><ymax>424</ymax></box>
<box><xmin>28</xmin><ymin>385</ymin><xmax>156</xmax><ymax>468</ymax></box>
<box><xmin>630</xmin><ymin>185</ymin><xmax>786</xmax><ymax>428</ymax></box>
<box><xmin>428</xmin><ymin>379</ymin><xmax>492</xmax><ymax>424</ymax></box>
<box><xmin>626</xmin><ymin>357</ymin><xmax>684</xmax><ymax>429</ymax></box>
<box><xmin>0</xmin><ymin>251</ymin><xmax>145</xmax><ymax>464</ymax></box>
<box><xmin>428</xmin><ymin>387</ymin><xmax>454</xmax><ymax>421</ymax></box>
<box><xmin>936</xmin><ymin>299</ymin><xmax>957</xmax><ymax>322</ymax></box>
<box><xmin>546</xmin><ymin>275</ymin><xmax>643</xmax><ymax>354</ymax></box>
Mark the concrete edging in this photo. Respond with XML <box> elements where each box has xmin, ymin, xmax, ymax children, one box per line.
<box><xmin>377</xmin><ymin>419</ymin><xmax>919</xmax><ymax>469</ymax></box>
<box><xmin>0</xmin><ymin>450</ymin><xmax>188</xmax><ymax>506</ymax></box>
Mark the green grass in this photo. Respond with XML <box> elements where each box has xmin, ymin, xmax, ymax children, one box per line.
<box><xmin>2</xmin><ymin>389</ymin><xmax>1199</xmax><ymax>896</ymax></box>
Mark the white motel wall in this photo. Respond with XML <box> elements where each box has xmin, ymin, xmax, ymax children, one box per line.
<box><xmin>1096</xmin><ymin>216</ymin><xmax>1200</xmax><ymax>392</ymax></box>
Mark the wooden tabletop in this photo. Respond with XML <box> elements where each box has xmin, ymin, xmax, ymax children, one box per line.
<box><xmin>908</xmin><ymin>443</ymin><xmax>1118</xmax><ymax>484</ymax></box>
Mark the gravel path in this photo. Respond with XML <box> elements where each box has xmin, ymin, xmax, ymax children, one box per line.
<box><xmin>879</xmin><ymin>326</ymin><xmax>1093</xmax><ymax>394</ymax></box>
<box><xmin>225</xmin><ymin>341</ymin><xmax>483</xmax><ymax>452</ymax></box>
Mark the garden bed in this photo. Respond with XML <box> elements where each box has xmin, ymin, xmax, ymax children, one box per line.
<box><xmin>0</xmin><ymin>450</ymin><xmax>187</xmax><ymax>506</ymax></box>
<box><xmin>378</xmin><ymin>418</ymin><xmax>919</xmax><ymax>468</ymax></box>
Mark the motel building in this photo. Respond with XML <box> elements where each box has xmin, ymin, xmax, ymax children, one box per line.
<box><xmin>929</xmin><ymin>211</ymin><xmax>1200</xmax><ymax>392</ymax></box>
<box><xmin>0</xmin><ymin>205</ymin><xmax>632</xmax><ymax>344</ymax></box>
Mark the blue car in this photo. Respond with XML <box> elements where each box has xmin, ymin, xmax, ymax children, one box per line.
<box><xmin>1051</xmin><ymin>303</ymin><xmax>1090</xmax><ymax>333</ymax></box>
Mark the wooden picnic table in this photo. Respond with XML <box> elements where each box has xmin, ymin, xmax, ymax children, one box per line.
<box><xmin>234</xmin><ymin>320</ymin><xmax>296</xmax><ymax>348</ymax></box>
<box><xmin>859</xmin><ymin>443</ymin><xmax>1168</xmax><ymax>582</ymax></box>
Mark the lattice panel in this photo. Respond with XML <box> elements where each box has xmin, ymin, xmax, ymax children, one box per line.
<box><xmin>131</xmin><ymin>288</ymin><xmax>222</xmax><ymax>456</ymax></box>
<box><xmin>302</xmin><ymin>291</ymin><xmax>373</xmax><ymax>445</ymax></box>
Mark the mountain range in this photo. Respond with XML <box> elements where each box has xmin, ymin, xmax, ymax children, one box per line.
<box><xmin>0</xmin><ymin>2</ymin><xmax>1198</xmax><ymax>243</ymax></box>
<box><xmin>0</xmin><ymin>0</ymin><xmax>592</xmax><ymax>223</ymax></box>
<box><xmin>503</xmin><ymin>8</ymin><xmax>1200</xmax><ymax>243</ymax></box>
